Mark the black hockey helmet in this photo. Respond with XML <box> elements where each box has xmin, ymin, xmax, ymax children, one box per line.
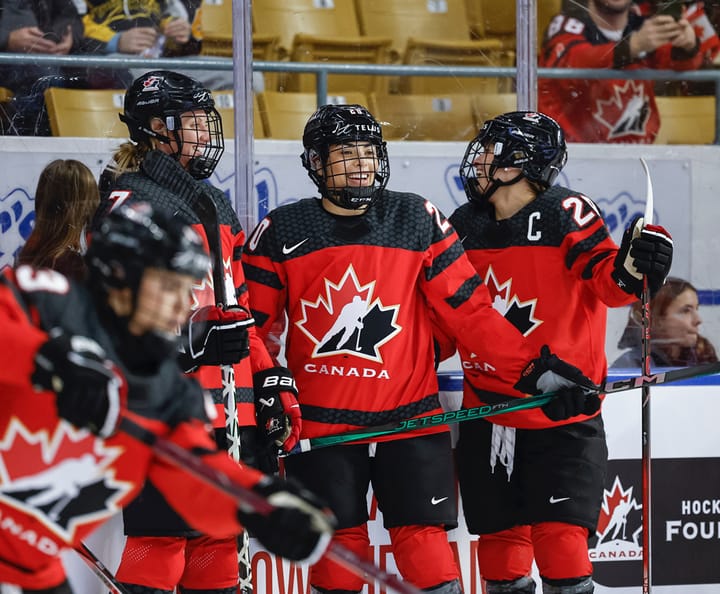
<box><xmin>459</xmin><ymin>111</ymin><xmax>567</xmax><ymax>204</ymax></box>
<box><xmin>120</xmin><ymin>70</ymin><xmax>224</xmax><ymax>180</ymax></box>
<box><xmin>301</xmin><ymin>103</ymin><xmax>389</xmax><ymax>210</ymax></box>
<box><xmin>87</xmin><ymin>201</ymin><xmax>210</xmax><ymax>297</ymax></box>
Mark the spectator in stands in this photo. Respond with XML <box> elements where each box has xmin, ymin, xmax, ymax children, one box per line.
<box><xmin>0</xmin><ymin>0</ymin><xmax>89</xmax><ymax>133</ymax></box>
<box><xmin>17</xmin><ymin>159</ymin><xmax>99</xmax><ymax>280</ymax></box>
<box><xmin>0</xmin><ymin>0</ymin><xmax>84</xmax><ymax>95</ymax></box>
<box><xmin>539</xmin><ymin>0</ymin><xmax>703</xmax><ymax>143</ymax></box>
<box><xmin>612</xmin><ymin>277</ymin><xmax>719</xmax><ymax>367</ymax></box>
<box><xmin>81</xmin><ymin>0</ymin><xmax>234</xmax><ymax>89</ymax></box>
<box><xmin>82</xmin><ymin>0</ymin><xmax>199</xmax><ymax>58</ymax></box>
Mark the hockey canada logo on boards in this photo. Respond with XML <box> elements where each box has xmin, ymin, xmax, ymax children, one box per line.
<box><xmin>590</xmin><ymin>475</ymin><xmax>643</xmax><ymax>563</ymax></box>
<box><xmin>296</xmin><ymin>264</ymin><xmax>401</xmax><ymax>366</ymax></box>
<box><xmin>0</xmin><ymin>419</ymin><xmax>132</xmax><ymax>543</ymax></box>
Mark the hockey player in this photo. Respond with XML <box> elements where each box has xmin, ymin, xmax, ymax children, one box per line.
<box><xmin>0</xmin><ymin>202</ymin><xmax>333</xmax><ymax>594</ymax></box>
<box><xmin>93</xmin><ymin>70</ymin><xmax>300</xmax><ymax>594</ymax></box>
<box><xmin>448</xmin><ymin>111</ymin><xmax>673</xmax><ymax>594</ymax></box>
<box><xmin>241</xmin><ymin>104</ymin><xmax>599</xmax><ymax>594</ymax></box>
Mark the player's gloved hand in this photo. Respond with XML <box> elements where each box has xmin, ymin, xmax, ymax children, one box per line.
<box><xmin>31</xmin><ymin>328</ymin><xmax>123</xmax><ymax>437</ymax></box>
<box><xmin>254</xmin><ymin>367</ymin><xmax>301</xmax><ymax>454</ymax></box>
<box><xmin>181</xmin><ymin>305</ymin><xmax>254</xmax><ymax>372</ymax></box>
<box><xmin>540</xmin><ymin>387</ymin><xmax>602</xmax><ymax>421</ymax></box>
<box><xmin>515</xmin><ymin>345</ymin><xmax>599</xmax><ymax>420</ymax></box>
<box><xmin>239</xmin><ymin>475</ymin><xmax>335</xmax><ymax>563</ymax></box>
<box><xmin>612</xmin><ymin>215</ymin><xmax>673</xmax><ymax>298</ymax></box>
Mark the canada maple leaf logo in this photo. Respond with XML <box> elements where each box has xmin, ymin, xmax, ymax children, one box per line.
<box><xmin>594</xmin><ymin>475</ymin><xmax>643</xmax><ymax>550</ymax></box>
<box><xmin>484</xmin><ymin>266</ymin><xmax>542</xmax><ymax>336</ymax></box>
<box><xmin>295</xmin><ymin>264</ymin><xmax>401</xmax><ymax>362</ymax></box>
<box><xmin>593</xmin><ymin>80</ymin><xmax>650</xmax><ymax>141</ymax></box>
<box><xmin>0</xmin><ymin>419</ymin><xmax>133</xmax><ymax>541</ymax></box>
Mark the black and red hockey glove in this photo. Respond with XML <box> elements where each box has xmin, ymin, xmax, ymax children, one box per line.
<box><xmin>515</xmin><ymin>345</ymin><xmax>600</xmax><ymax>421</ymax></box>
<box><xmin>31</xmin><ymin>328</ymin><xmax>124</xmax><ymax>437</ymax></box>
<box><xmin>612</xmin><ymin>215</ymin><xmax>673</xmax><ymax>298</ymax></box>
<box><xmin>239</xmin><ymin>475</ymin><xmax>335</xmax><ymax>563</ymax></box>
<box><xmin>254</xmin><ymin>366</ymin><xmax>302</xmax><ymax>454</ymax></box>
<box><xmin>180</xmin><ymin>305</ymin><xmax>254</xmax><ymax>372</ymax></box>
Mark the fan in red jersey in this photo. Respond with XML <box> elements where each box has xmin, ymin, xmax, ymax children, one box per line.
<box><xmin>538</xmin><ymin>0</ymin><xmax>702</xmax><ymax>143</ymax></box>
<box><xmin>242</xmin><ymin>103</ymin><xmax>597</xmax><ymax>594</ymax></box>
<box><xmin>0</xmin><ymin>202</ymin><xmax>333</xmax><ymax>594</ymax></box>
<box><xmin>447</xmin><ymin>111</ymin><xmax>672</xmax><ymax>594</ymax></box>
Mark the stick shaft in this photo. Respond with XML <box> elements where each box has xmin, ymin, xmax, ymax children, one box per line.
<box><xmin>75</xmin><ymin>543</ymin><xmax>129</xmax><ymax>594</ymax></box>
<box><xmin>117</xmin><ymin>417</ymin><xmax>420</xmax><ymax>594</ymax></box>
<box><xmin>640</xmin><ymin>156</ymin><xmax>654</xmax><ymax>594</ymax></box>
<box><xmin>289</xmin><ymin>362</ymin><xmax>720</xmax><ymax>453</ymax></box>
<box><xmin>193</xmin><ymin>190</ymin><xmax>251</xmax><ymax>591</ymax></box>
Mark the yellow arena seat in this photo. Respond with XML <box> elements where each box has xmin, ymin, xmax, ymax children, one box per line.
<box><xmin>369</xmin><ymin>93</ymin><xmax>477</xmax><ymax>141</ymax></box>
<box><xmin>200</xmin><ymin>0</ymin><xmax>233</xmax><ymax>57</ymax></box>
<box><xmin>257</xmin><ymin>91</ymin><xmax>369</xmax><ymax>139</ymax></box>
<box><xmin>465</xmin><ymin>0</ymin><xmax>562</xmax><ymax>50</ymax></box>
<box><xmin>253</xmin><ymin>0</ymin><xmax>363</xmax><ymax>57</ymax></box>
<box><xmin>654</xmin><ymin>96</ymin><xmax>717</xmax><ymax>145</ymax></box>
<box><xmin>44</xmin><ymin>88</ymin><xmax>127</xmax><ymax>137</ymax></box>
<box><xmin>355</xmin><ymin>0</ymin><xmax>479</xmax><ymax>62</ymax></box>
<box><xmin>212</xmin><ymin>92</ymin><xmax>267</xmax><ymax>139</ymax></box>
<box><xmin>471</xmin><ymin>93</ymin><xmax>518</xmax><ymax>127</ymax></box>
<box><xmin>401</xmin><ymin>38</ymin><xmax>514</xmax><ymax>95</ymax></box>
<box><xmin>286</xmin><ymin>34</ymin><xmax>393</xmax><ymax>94</ymax></box>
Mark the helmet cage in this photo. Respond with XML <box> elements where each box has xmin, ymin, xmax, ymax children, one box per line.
<box><xmin>301</xmin><ymin>104</ymin><xmax>389</xmax><ymax>209</ymax></box>
<box><xmin>460</xmin><ymin>111</ymin><xmax>567</xmax><ymax>204</ymax></box>
<box><xmin>120</xmin><ymin>71</ymin><xmax>225</xmax><ymax>180</ymax></box>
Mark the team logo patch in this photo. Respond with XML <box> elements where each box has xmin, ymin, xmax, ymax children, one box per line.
<box><xmin>296</xmin><ymin>264</ymin><xmax>401</xmax><ymax>362</ymax></box>
<box><xmin>0</xmin><ymin>419</ymin><xmax>133</xmax><ymax>542</ymax></box>
<box><xmin>594</xmin><ymin>80</ymin><xmax>650</xmax><ymax>141</ymax></box>
<box><xmin>141</xmin><ymin>75</ymin><xmax>163</xmax><ymax>92</ymax></box>
<box><xmin>484</xmin><ymin>265</ymin><xmax>542</xmax><ymax>336</ymax></box>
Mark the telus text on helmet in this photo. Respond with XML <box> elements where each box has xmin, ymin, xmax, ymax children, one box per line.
<box><xmin>332</xmin><ymin>123</ymin><xmax>381</xmax><ymax>135</ymax></box>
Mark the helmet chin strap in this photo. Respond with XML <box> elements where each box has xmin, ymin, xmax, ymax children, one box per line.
<box><xmin>478</xmin><ymin>165</ymin><xmax>525</xmax><ymax>201</ymax></box>
<box><xmin>323</xmin><ymin>186</ymin><xmax>375</xmax><ymax>210</ymax></box>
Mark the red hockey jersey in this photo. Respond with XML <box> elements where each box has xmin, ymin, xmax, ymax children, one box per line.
<box><xmin>538</xmin><ymin>8</ymin><xmax>703</xmax><ymax>143</ymax></box>
<box><xmin>0</xmin><ymin>266</ymin><xmax>263</xmax><ymax>587</ymax></box>
<box><xmin>449</xmin><ymin>186</ymin><xmax>637</xmax><ymax>429</ymax></box>
<box><xmin>242</xmin><ymin>192</ymin><xmax>538</xmax><ymax>441</ymax></box>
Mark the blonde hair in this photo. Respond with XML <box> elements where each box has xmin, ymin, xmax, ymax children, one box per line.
<box><xmin>105</xmin><ymin>140</ymin><xmax>153</xmax><ymax>181</ymax></box>
<box><xmin>18</xmin><ymin>159</ymin><xmax>100</xmax><ymax>269</ymax></box>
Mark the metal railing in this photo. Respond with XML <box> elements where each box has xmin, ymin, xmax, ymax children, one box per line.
<box><xmin>2</xmin><ymin>53</ymin><xmax>720</xmax><ymax>142</ymax></box>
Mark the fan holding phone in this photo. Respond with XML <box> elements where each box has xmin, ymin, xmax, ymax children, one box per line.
<box><xmin>539</xmin><ymin>0</ymin><xmax>703</xmax><ymax>144</ymax></box>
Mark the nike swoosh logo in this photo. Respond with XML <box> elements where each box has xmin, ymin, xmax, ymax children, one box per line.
<box><xmin>549</xmin><ymin>496</ymin><xmax>571</xmax><ymax>504</ymax></box>
<box><xmin>282</xmin><ymin>238</ymin><xmax>309</xmax><ymax>255</ymax></box>
<box><xmin>431</xmin><ymin>496</ymin><xmax>449</xmax><ymax>505</ymax></box>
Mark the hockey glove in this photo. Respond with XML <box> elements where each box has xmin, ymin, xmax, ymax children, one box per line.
<box><xmin>181</xmin><ymin>305</ymin><xmax>254</xmax><ymax>372</ymax></box>
<box><xmin>612</xmin><ymin>216</ymin><xmax>673</xmax><ymax>298</ymax></box>
<box><xmin>239</xmin><ymin>475</ymin><xmax>335</xmax><ymax>563</ymax></box>
<box><xmin>31</xmin><ymin>328</ymin><xmax>123</xmax><ymax>438</ymax></box>
<box><xmin>515</xmin><ymin>345</ymin><xmax>600</xmax><ymax>421</ymax></box>
<box><xmin>254</xmin><ymin>367</ymin><xmax>302</xmax><ymax>453</ymax></box>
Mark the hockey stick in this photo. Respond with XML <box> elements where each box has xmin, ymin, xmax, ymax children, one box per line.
<box><xmin>192</xmin><ymin>188</ymin><xmax>252</xmax><ymax>593</ymax></box>
<box><xmin>639</xmin><ymin>157</ymin><xmax>654</xmax><ymax>594</ymax></box>
<box><xmin>117</xmin><ymin>416</ymin><xmax>422</xmax><ymax>594</ymax></box>
<box><xmin>75</xmin><ymin>542</ymin><xmax>129</xmax><ymax>594</ymax></box>
<box><xmin>285</xmin><ymin>361</ymin><xmax>720</xmax><ymax>454</ymax></box>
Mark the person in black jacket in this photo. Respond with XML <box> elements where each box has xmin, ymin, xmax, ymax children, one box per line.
<box><xmin>95</xmin><ymin>70</ymin><xmax>298</xmax><ymax>594</ymax></box>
